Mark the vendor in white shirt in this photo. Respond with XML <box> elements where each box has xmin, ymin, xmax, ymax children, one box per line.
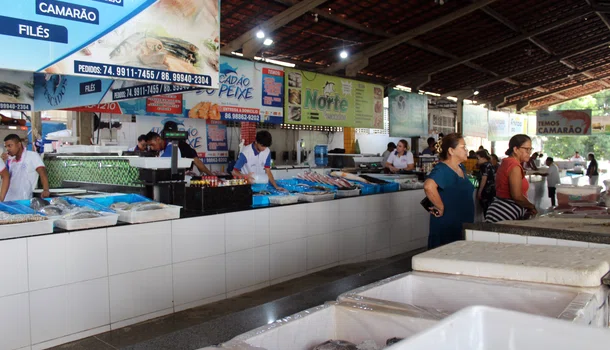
<box><xmin>386</xmin><ymin>139</ymin><xmax>415</xmax><ymax>173</ymax></box>
<box><xmin>232</xmin><ymin>130</ymin><xmax>284</xmax><ymax>191</ymax></box>
<box><xmin>570</xmin><ymin>151</ymin><xmax>585</xmax><ymax>163</ymax></box>
<box><xmin>4</xmin><ymin>134</ymin><xmax>50</xmax><ymax>201</ymax></box>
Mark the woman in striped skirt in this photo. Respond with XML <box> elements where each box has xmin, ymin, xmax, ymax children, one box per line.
<box><xmin>485</xmin><ymin>134</ymin><xmax>537</xmax><ymax>223</ymax></box>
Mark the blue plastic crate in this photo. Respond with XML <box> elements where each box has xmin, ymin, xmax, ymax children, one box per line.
<box><xmin>0</xmin><ymin>201</ymin><xmax>38</xmax><ymax>215</ymax></box>
<box><xmin>15</xmin><ymin>197</ymin><xmax>115</xmax><ymax>213</ymax></box>
<box><xmin>381</xmin><ymin>182</ymin><xmax>400</xmax><ymax>193</ymax></box>
<box><xmin>89</xmin><ymin>194</ymin><xmax>153</xmax><ymax>207</ymax></box>
<box><xmin>276</xmin><ymin>179</ymin><xmax>298</xmax><ymax>187</ymax></box>
<box><xmin>252</xmin><ymin>195</ymin><xmax>269</xmax><ymax>207</ymax></box>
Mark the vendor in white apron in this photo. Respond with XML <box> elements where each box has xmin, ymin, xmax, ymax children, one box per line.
<box><xmin>232</xmin><ymin>130</ymin><xmax>284</xmax><ymax>191</ymax></box>
<box><xmin>0</xmin><ymin>158</ymin><xmax>10</xmax><ymax>201</ymax></box>
<box><xmin>4</xmin><ymin>134</ymin><xmax>50</xmax><ymax>201</ymax></box>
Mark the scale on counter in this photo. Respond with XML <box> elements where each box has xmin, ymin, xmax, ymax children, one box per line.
<box><xmin>129</xmin><ymin>130</ymin><xmax>191</xmax><ymax>206</ymax></box>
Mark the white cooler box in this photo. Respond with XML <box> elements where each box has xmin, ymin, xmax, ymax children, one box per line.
<box><xmin>386</xmin><ymin>306</ymin><xmax>610</xmax><ymax>350</ymax></box>
<box><xmin>338</xmin><ymin>271</ymin><xmax>608</xmax><ymax>327</ymax></box>
<box><xmin>220</xmin><ymin>302</ymin><xmax>437</xmax><ymax>350</ymax></box>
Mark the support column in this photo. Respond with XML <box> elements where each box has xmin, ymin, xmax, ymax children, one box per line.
<box><xmin>77</xmin><ymin>112</ymin><xmax>94</xmax><ymax>145</ymax></box>
<box><xmin>31</xmin><ymin>111</ymin><xmax>42</xmax><ymax>149</ymax></box>
<box><xmin>456</xmin><ymin>98</ymin><xmax>464</xmax><ymax>134</ymax></box>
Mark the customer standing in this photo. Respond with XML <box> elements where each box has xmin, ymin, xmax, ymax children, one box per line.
<box><xmin>485</xmin><ymin>134</ymin><xmax>537</xmax><ymax>223</ymax></box>
<box><xmin>490</xmin><ymin>154</ymin><xmax>500</xmax><ymax>171</ymax></box>
<box><xmin>423</xmin><ymin>133</ymin><xmax>474</xmax><ymax>249</ymax></box>
<box><xmin>381</xmin><ymin>142</ymin><xmax>396</xmax><ymax>169</ymax></box>
<box><xmin>386</xmin><ymin>139</ymin><xmax>415</xmax><ymax>173</ymax></box>
<box><xmin>545</xmin><ymin>157</ymin><xmax>560</xmax><ymax>207</ymax></box>
<box><xmin>587</xmin><ymin>153</ymin><xmax>599</xmax><ymax>186</ymax></box>
<box><xmin>421</xmin><ymin>137</ymin><xmax>437</xmax><ymax>155</ymax></box>
<box><xmin>476</xmin><ymin>150</ymin><xmax>496</xmax><ymax>215</ymax></box>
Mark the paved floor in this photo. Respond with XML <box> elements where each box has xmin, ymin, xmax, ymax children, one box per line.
<box><xmin>50</xmin><ymin>249</ymin><xmax>423</xmax><ymax>350</ymax></box>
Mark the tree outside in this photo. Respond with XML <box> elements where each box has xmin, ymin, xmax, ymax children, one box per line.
<box><xmin>542</xmin><ymin>90</ymin><xmax>610</xmax><ymax>160</ymax></box>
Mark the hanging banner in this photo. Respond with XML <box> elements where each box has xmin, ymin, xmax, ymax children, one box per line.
<box><xmin>136</xmin><ymin>115</ymin><xmax>228</xmax><ymax>164</ymax></box>
<box><xmin>33</xmin><ymin>73</ymin><xmax>201</xmax><ymax>111</ymax></box>
<box><xmin>487</xmin><ymin>110</ymin><xmax>510</xmax><ymax>141</ymax></box>
<box><xmin>462</xmin><ymin>104</ymin><xmax>489</xmax><ymax>139</ymax></box>
<box><xmin>388</xmin><ymin>90</ymin><xmax>428</xmax><ymax>137</ymax></box>
<box><xmin>0</xmin><ymin>0</ymin><xmax>220</xmax><ymax>87</ymax></box>
<box><xmin>184</xmin><ymin>57</ymin><xmax>284</xmax><ymax>124</ymax></box>
<box><xmin>0</xmin><ymin>69</ymin><xmax>34</xmax><ymax>111</ymax></box>
<box><xmin>536</xmin><ymin>110</ymin><xmax>592</xmax><ymax>135</ymax></box>
<box><xmin>146</xmin><ymin>93</ymin><xmax>182</xmax><ymax>114</ymax></box>
<box><xmin>284</xmin><ymin>68</ymin><xmax>383</xmax><ymax>128</ymax></box>
<box><xmin>509</xmin><ymin>113</ymin><xmax>526</xmax><ymax>135</ymax></box>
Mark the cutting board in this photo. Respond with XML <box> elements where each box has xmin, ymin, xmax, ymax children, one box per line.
<box><xmin>413</xmin><ymin>241</ymin><xmax>610</xmax><ymax>287</ymax></box>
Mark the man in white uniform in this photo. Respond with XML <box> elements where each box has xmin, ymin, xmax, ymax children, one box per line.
<box><xmin>232</xmin><ymin>130</ymin><xmax>284</xmax><ymax>191</ymax></box>
<box><xmin>4</xmin><ymin>134</ymin><xmax>50</xmax><ymax>201</ymax></box>
<box><xmin>545</xmin><ymin>157</ymin><xmax>561</xmax><ymax>207</ymax></box>
<box><xmin>0</xmin><ymin>159</ymin><xmax>10</xmax><ymax>202</ymax></box>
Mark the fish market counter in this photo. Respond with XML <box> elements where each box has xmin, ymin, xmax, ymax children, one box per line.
<box><xmin>0</xmin><ymin>189</ymin><xmax>429</xmax><ymax>350</ymax></box>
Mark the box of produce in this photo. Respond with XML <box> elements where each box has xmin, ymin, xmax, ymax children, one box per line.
<box><xmin>89</xmin><ymin>194</ymin><xmax>181</xmax><ymax>224</ymax></box>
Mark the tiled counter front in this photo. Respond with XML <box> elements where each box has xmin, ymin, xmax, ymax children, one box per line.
<box><xmin>0</xmin><ymin>190</ymin><xmax>428</xmax><ymax>350</ymax></box>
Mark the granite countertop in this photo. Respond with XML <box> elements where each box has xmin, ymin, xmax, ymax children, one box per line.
<box><xmin>465</xmin><ymin>217</ymin><xmax>610</xmax><ymax>244</ymax></box>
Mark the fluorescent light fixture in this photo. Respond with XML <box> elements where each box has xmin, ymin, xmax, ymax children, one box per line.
<box><xmin>473</xmin><ymin>90</ymin><xmax>480</xmax><ymax>95</ymax></box>
<box><xmin>231</xmin><ymin>52</ymin><xmax>243</xmax><ymax>57</ymax></box>
<box><xmin>340</xmin><ymin>50</ymin><xmax>348</xmax><ymax>59</ymax></box>
<box><xmin>253</xmin><ymin>56</ymin><xmax>296</xmax><ymax>68</ymax></box>
<box><xmin>263</xmin><ymin>38</ymin><xmax>274</xmax><ymax>46</ymax></box>
<box><xmin>446</xmin><ymin>96</ymin><xmax>458</xmax><ymax>101</ymax></box>
<box><xmin>424</xmin><ymin>91</ymin><xmax>441</xmax><ymax>96</ymax></box>
<box><xmin>256</xmin><ymin>30</ymin><xmax>265</xmax><ymax>39</ymax></box>
<box><xmin>395</xmin><ymin>85</ymin><xmax>412</xmax><ymax>92</ymax></box>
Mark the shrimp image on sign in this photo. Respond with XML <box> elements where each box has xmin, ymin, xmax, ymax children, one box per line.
<box><xmin>558</xmin><ymin>110</ymin><xmax>592</xmax><ymax>134</ymax></box>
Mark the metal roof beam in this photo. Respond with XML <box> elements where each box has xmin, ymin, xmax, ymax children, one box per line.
<box><xmin>221</xmin><ymin>0</ymin><xmax>330</xmax><ymax>57</ymax></box>
<box><xmin>504</xmin><ymin>72</ymin><xmax>610</xmax><ymax>106</ymax></box>
<box><xmin>323</xmin><ymin>0</ymin><xmax>499</xmax><ymax>75</ymax></box>
<box><xmin>395</xmin><ymin>9</ymin><xmax>591</xmax><ymax>88</ymax></box>
<box><xmin>441</xmin><ymin>38</ymin><xmax>610</xmax><ymax>97</ymax></box>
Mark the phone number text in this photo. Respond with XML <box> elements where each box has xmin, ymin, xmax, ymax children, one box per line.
<box><xmin>0</xmin><ymin>103</ymin><xmax>31</xmax><ymax>111</ymax></box>
<box><xmin>74</xmin><ymin>61</ymin><xmax>212</xmax><ymax>86</ymax></box>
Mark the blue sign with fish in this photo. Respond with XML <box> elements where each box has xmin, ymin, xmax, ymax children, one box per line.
<box><xmin>0</xmin><ymin>0</ymin><xmax>220</xmax><ymax>87</ymax></box>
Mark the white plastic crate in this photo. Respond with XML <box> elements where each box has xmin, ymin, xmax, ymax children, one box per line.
<box><xmin>0</xmin><ymin>218</ymin><xmax>54</xmax><ymax>239</ymax></box>
<box><xmin>385</xmin><ymin>306</ymin><xmax>610</xmax><ymax>350</ymax></box>
<box><xmin>335</xmin><ymin>188</ymin><xmax>360</xmax><ymax>198</ymax></box>
<box><xmin>338</xmin><ymin>271</ymin><xmax>607</xmax><ymax>326</ymax></box>
<box><xmin>54</xmin><ymin>212</ymin><xmax>119</xmax><ymax>230</ymax></box>
<box><xmin>115</xmin><ymin>205</ymin><xmax>181</xmax><ymax>224</ymax></box>
<box><xmin>298</xmin><ymin>192</ymin><xmax>335</xmax><ymax>202</ymax></box>
<box><xmin>268</xmin><ymin>195</ymin><xmax>299</xmax><ymax>205</ymax></box>
<box><xmin>221</xmin><ymin>302</ymin><xmax>437</xmax><ymax>350</ymax></box>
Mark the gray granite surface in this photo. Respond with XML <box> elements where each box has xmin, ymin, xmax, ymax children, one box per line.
<box><xmin>464</xmin><ymin>222</ymin><xmax>610</xmax><ymax>244</ymax></box>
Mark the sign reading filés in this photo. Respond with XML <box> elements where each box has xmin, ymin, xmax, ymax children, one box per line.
<box><xmin>284</xmin><ymin>69</ymin><xmax>383</xmax><ymax>128</ymax></box>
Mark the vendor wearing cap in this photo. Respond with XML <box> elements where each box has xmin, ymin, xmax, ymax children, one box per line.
<box><xmin>3</xmin><ymin>134</ymin><xmax>49</xmax><ymax>201</ymax></box>
<box><xmin>232</xmin><ymin>130</ymin><xmax>284</xmax><ymax>191</ymax></box>
<box><xmin>146</xmin><ymin>121</ymin><xmax>214</xmax><ymax>176</ymax></box>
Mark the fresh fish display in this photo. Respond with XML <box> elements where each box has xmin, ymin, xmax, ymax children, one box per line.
<box><xmin>62</xmin><ymin>210</ymin><xmax>104</xmax><ymax>220</ymax></box>
<box><xmin>30</xmin><ymin>197</ymin><xmax>50</xmax><ymax>211</ymax></box>
<box><xmin>40</xmin><ymin>205</ymin><xmax>65</xmax><ymax>216</ymax></box>
<box><xmin>385</xmin><ymin>338</ymin><xmax>403</xmax><ymax>346</ymax></box>
<box><xmin>297</xmin><ymin>171</ymin><xmax>356</xmax><ymax>190</ymax></box>
<box><xmin>330</xmin><ymin>171</ymin><xmax>371</xmax><ymax>184</ymax></box>
<box><xmin>110</xmin><ymin>202</ymin><xmax>130</xmax><ymax>210</ymax></box>
<box><xmin>312</xmin><ymin>340</ymin><xmax>358</xmax><ymax>350</ymax></box>
<box><xmin>132</xmin><ymin>203</ymin><xmax>166</xmax><ymax>211</ymax></box>
<box><xmin>50</xmin><ymin>198</ymin><xmax>72</xmax><ymax>209</ymax></box>
<box><xmin>0</xmin><ymin>212</ymin><xmax>46</xmax><ymax>225</ymax></box>
<box><xmin>0</xmin><ymin>82</ymin><xmax>20</xmax><ymax>98</ymax></box>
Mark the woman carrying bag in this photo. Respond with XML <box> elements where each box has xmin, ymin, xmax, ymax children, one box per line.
<box><xmin>485</xmin><ymin>134</ymin><xmax>537</xmax><ymax>223</ymax></box>
<box><xmin>423</xmin><ymin>133</ymin><xmax>475</xmax><ymax>249</ymax></box>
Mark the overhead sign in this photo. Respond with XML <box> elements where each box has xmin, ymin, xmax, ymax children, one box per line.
<box><xmin>284</xmin><ymin>68</ymin><xmax>383</xmax><ymax>128</ymax></box>
<box><xmin>0</xmin><ymin>0</ymin><xmax>220</xmax><ymax>87</ymax></box>
<box><xmin>487</xmin><ymin>110</ymin><xmax>510</xmax><ymax>141</ymax></box>
<box><xmin>536</xmin><ymin>110</ymin><xmax>592</xmax><ymax>135</ymax></box>
<box><xmin>137</xmin><ymin>115</ymin><xmax>228</xmax><ymax>164</ymax></box>
<box><xmin>509</xmin><ymin>113</ymin><xmax>527</xmax><ymax>135</ymax></box>
<box><xmin>462</xmin><ymin>104</ymin><xmax>488</xmax><ymax>139</ymax></box>
<box><xmin>0</xmin><ymin>69</ymin><xmax>34</xmax><ymax>111</ymax></box>
<box><xmin>33</xmin><ymin>73</ymin><xmax>202</xmax><ymax>111</ymax></box>
<box><xmin>388</xmin><ymin>90</ymin><xmax>428</xmax><ymax>137</ymax></box>
<box><xmin>184</xmin><ymin>57</ymin><xmax>284</xmax><ymax>124</ymax></box>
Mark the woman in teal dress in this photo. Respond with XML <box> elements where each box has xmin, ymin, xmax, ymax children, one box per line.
<box><xmin>423</xmin><ymin>133</ymin><xmax>475</xmax><ymax>249</ymax></box>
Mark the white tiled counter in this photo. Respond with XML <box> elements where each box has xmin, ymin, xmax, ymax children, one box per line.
<box><xmin>0</xmin><ymin>189</ymin><xmax>428</xmax><ymax>350</ymax></box>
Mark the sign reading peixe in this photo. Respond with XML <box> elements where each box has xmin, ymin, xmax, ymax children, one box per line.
<box><xmin>536</xmin><ymin>109</ymin><xmax>592</xmax><ymax>135</ymax></box>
